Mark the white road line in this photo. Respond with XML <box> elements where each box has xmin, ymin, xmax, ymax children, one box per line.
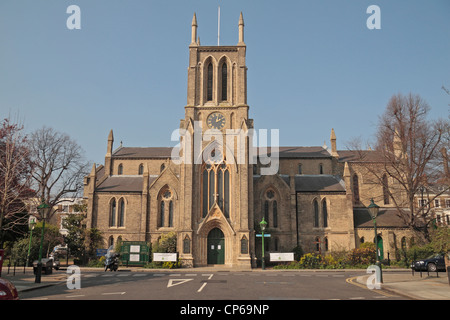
<box><xmin>186</xmin><ymin>273</ymin><xmax>197</xmax><ymax>276</ymax></box>
<box><xmin>66</xmin><ymin>295</ymin><xmax>85</xmax><ymax>298</ymax></box>
<box><xmin>169</xmin><ymin>274</ymin><xmax>181</xmax><ymax>277</ymax></box>
<box><xmin>349</xmin><ymin>297</ymin><xmax>365</xmax><ymax>300</ymax></box>
<box><xmin>153</xmin><ymin>273</ymin><xmax>165</xmax><ymax>277</ymax></box>
<box><xmin>197</xmin><ymin>282</ymin><xmax>207</xmax><ymax>293</ymax></box>
<box><xmin>101</xmin><ymin>292</ymin><xmax>126</xmax><ymax>295</ymax></box>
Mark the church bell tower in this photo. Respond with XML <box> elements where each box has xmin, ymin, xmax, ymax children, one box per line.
<box><xmin>178</xmin><ymin>12</ymin><xmax>254</xmax><ymax>268</ymax></box>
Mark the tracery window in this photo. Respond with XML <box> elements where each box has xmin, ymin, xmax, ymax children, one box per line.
<box><xmin>202</xmin><ymin>153</ymin><xmax>230</xmax><ymax>218</ymax></box>
<box><xmin>263</xmin><ymin>189</ymin><xmax>278</xmax><ymax>228</ymax></box>
<box><xmin>159</xmin><ymin>188</ymin><xmax>174</xmax><ymax>228</ymax></box>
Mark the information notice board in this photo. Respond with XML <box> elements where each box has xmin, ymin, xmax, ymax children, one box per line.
<box><xmin>120</xmin><ymin>241</ymin><xmax>150</xmax><ymax>266</ymax></box>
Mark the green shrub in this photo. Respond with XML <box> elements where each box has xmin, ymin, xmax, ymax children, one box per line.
<box><xmin>346</xmin><ymin>247</ymin><xmax>376</xmax><ymax>266</ymax></box>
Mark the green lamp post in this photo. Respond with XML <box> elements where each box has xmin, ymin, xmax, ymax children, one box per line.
<box><xmin>368</xmin><ymin>198</ymin><xmax>383</xmax><ymax>283</ymax></box>
<box><xmin>35</xmin><ymin>199</ymin><xmax>50</xmax><ymax>283</ymax></box>
<box><xmin>260</xmin><ymin>217</ymin><xmax>267</xmax><ymax>270</ymax></box>
<box><xmin>26</xmin><ymin>218</ymin><xmax>36</xmax><ymax>268</ymax></box>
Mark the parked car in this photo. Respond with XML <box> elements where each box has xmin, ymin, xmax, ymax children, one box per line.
<box><xmin>411</xmin><ymin>253</ymin><xmax>446</xmax><ymax>272</ymax></box>
<box><xmin>32</xmin><ymin>258</ymin><xmax>53</xmax><ymax>275</ymax></box>
<box><xmin>0</xmin><ymin>278</ymin><xmax>19</xmax><ymax>300</ymax></box>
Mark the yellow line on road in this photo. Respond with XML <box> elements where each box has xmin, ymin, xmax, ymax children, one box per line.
<box><xmin>346</xmin><ymin>276</ymin><xmax>397</xmax><ymax>297</ymax></box>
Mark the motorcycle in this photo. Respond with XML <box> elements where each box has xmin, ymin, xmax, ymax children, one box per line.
<box><xmin>104</xmin><ymin>245</ymin><xmax>120</xmax><ymax>272</ymax></box>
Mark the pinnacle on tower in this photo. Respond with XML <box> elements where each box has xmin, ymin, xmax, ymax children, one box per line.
<box><xmin>191</xmin><ymin>13</ymin><xmax>198</xmax><ymax>46</ymax></box>
<box><xmin>238</xmin><ymin>12</ymin><xmax>245</xmax><ymax>45</ymax></box>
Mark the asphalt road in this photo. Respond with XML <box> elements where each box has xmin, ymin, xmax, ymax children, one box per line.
<box><xmin>20</xmin><ymin>270</ymin><xmax>407</xmax><ymax>301</ymax></box>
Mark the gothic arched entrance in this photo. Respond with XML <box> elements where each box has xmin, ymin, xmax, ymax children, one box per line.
<box><xmin>207</xmin><ymin>228</ymin><xmax>225</xmax><ymax>264</ymax></box>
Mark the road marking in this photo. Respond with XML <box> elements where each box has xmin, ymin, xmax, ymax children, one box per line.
<box><xmin>197</xmin><ymin>282</ymin><xmax>207</xmax><ymax>292</ymax></box>
<box><xmin>66</xmin><ymin>294</ymin><xmax>85</xmax><ymax>298</ymax></box>
<box><xmin>101</xmin><ymin>292</ymin><xmax>126</xmax><ymax>295</ymax></box>
<box><xmin>169</xmin><ymin>274</ymin><xmax>181</xmax><ymax>277</ymax></box>
<box><xmin>153</xmin><ymin>273</ymin><xmax>165</xmax><ymax>277</ymax></box>
<box><xmin>118</xmin><ymin>273</ymin><xmax>131</xmax><ymax>277</ymax></box>
<box><xmin>345</xmin><ymin>276</ymin><xmax>398</xmax><ymax>298</ymax></box>
<box><xmin>349</xmin><ymin>297</ymin><xmax>365</xmax><ymax>300</ymax></box>
<box><xmin>133</xmin><ymin>273</ymin><xmax>147</xmax><ymax>277</ymax></box>
<box><xmin>186</xmin><ymin>273</ymin><xmax>197</xmax><ymax>276</ymax></box>
<box><xmin>167</xmin><ymin>279</ymin><xmax>193</xmax><ymax>288</ymax></box>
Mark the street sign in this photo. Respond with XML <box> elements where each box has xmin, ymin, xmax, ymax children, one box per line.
<box><xmin>96</xmin><ymin>249</ymin><xmax>108</xmax><ymax>257</ymax></box>
<box><xmin>256</xmin><ymin>234</ymin><xmax>271</xmax><ymax>237</ymax></box>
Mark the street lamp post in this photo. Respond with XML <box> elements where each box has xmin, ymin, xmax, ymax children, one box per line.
<box><xmin>368</xmin><ymin>198</ymin><xmax>383</xmax><ymax>283</ymax></box>
<box><xmin>35</xmin><ymin>199</ymin><xmax>50</xmax><ymax>283</ymax></box>
<box><xmin>26</xmin><ymin>218</ymin><xmax>36</xmax><ymax>268</ymax></box>
<box><xmin>260</xmin><ymin>217</ymin><xmax>267</xmax><ymax>270</ymax></box>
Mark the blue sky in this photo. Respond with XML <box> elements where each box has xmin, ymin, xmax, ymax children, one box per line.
<box><xmin>1</xmin><ymin>0</ymin><xmax>449</xmax><ymax>164</ymax></box>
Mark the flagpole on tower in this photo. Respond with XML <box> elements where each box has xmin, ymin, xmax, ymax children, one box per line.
<box><xmin>218</xmin><ymin>6</ymin><xmax>220</xmax><ymax>46</ymax></box>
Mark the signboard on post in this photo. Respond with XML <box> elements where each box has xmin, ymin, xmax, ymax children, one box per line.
<box><xmin>269</xmin><ymin>252</ymin><xmax>294</xmax><ymax>262</ymax></box>
<box><xmin>120</xmin><ymin>241</ymin><xmax>150</xmax><ymax>266</ymax></box>
<box><xmin>153</xmin><ymin>253</ymin><xmax>178</xmax><ymax>262</ymax></box>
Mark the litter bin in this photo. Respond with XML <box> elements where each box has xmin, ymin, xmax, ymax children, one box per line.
<box><xmin>33</xmin><ymin>258</ymin><xmax>53</xmax><ymax>275</ymax></box>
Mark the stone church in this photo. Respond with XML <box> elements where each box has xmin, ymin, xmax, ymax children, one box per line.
<box><xmin>84</xmin><ymin>13</ymin><xmax>412</xmax><ymax>268</ymax></box>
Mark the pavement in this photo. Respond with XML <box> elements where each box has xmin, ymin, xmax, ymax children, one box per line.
<box><xmin>1</xmin><ymin>266</ymin><xmax>449</xmax><ymax>300</ymax></box>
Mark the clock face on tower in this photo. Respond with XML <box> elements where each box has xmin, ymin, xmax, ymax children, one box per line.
<box><xmin>207</xmin><ymin>112</ymin><xmax>226</xmax><ymax>130</ymax></box>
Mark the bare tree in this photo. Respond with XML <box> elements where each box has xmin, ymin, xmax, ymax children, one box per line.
<box><xmin>351</xmin><ymin>93</ymin><xmax>449</xmax><ymax>242</ymax></box>
<box><xmin>28</xmin><ymin>127</ymin><xmax>90</xmax><ymax>222</ymax></box>
<box><xmin>0</xmin><ymin>117</ymin><xmax>34</xmax><ymax>247</ymax></box>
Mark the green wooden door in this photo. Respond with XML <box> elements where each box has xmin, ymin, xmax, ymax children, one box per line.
<box><xmin>377</xmin><ymin>236</ymin><xmax>384</xmax><ymax>260</ymax></box>
<box><xmin>207</xmin><ymin>228</ymin><xmax>225</xmax><ymax>264</ymax></box>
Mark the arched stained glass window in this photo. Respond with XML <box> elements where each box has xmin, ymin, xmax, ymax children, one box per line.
<box><xmin>383</xmin><ymin>174</ymin><xmax>390</xmax><ymax>205</ymax></box>
<box><xmin>110</xmin><ymin>199</ymin><xmax>116</xmax><ymax>227</ymax></box>
<box><xmin>221</xmin><ymin>63</ymin><xmax>227</xmax><ymax>101</ymax></box>
<box><xmin>168</xmin><ymin>201</ymin><xmax>173</xmax><ymax>227</ymax></box>
<box><xmin>118</xmin><ymin>199</ymin><xmax>125</xmax><ymax>227</ymax></box>
<box><xmin>322</xmin><ymin>199</ymin><xmax>328</xmax><ymax>228</ymax></box>
<box><xmin>313</xmin><ymin>200</ymin><xmax>319</xmax><ymax>227</ymax></box>
<box><xmin>207</xmin><ymin>62</ymin><xmax>213</xmax><ymax>101</ymax></box>
<box><xmin>353</xmin><ymin>174</ymin><xmax>360</xmax><ymax>205</ymax></box>
<box><xmin>160</xmin><ymin>201</ymin><xmax>165</xmax><ymax>227</ymax></box>
<box><xmin>273</xmin><ymin>200</ymin><xmax>278</xmax><ymax>228</ymax></box>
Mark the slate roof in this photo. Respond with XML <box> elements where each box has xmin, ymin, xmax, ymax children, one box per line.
<box><xmin>353</xmin><ymin>208</ymin><xmax>409</xmax><ymax>228</ymax></box>
<box><xmin>111</xmin><ymin>146</ymin><xmax>335</xmax><ymax>160</ymax></box>
<box><xmin>337</xmin><ymin>150</ymin><xmax>385</xmax><ymax>163</ymax></box>
<box><xmin>294</xmin><ymin>175</ymin><xmax>345</xmax><ymax>193</ymax></box>
<box><xmin>112</xmin><ymin>147</ymin><xmax>176</xmax><ymax>159</ymax></box>
<box><xmin>256</xmin><ymin>146</ymin><xmax>332</xmax><ymax>158</ymax></box>
<box><xmin>96</xmin><ymin>176</ymin><xmax>143</xmax><ymax>193</ymax></box>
